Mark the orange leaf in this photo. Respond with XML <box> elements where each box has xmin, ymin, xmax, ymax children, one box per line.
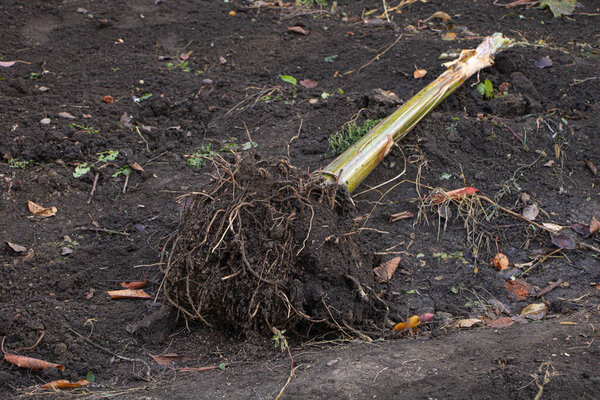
<box><xmin>504</xmin><ymin>279</ymin><xmax>532</xmax><ymax>301</ymax></box>
<box><xmin>373</xmin><ymin>257</ymin><xmax>401</xmax><ymax>283</ymax></box>
<box><xmin>413</xmin><ymin>68</ymin><xmax>427</xmax><ymax>79</ymax></box>
<box><xmin>487</xmin><ymin>317</ymin><xmax>514</xmax><ymax>329</ymax></box>
<box><xmin>42</xmin><ymin>379</ymin><xmax>91</xmax><ymax>390</ymax></box>
<box><xmin>431</xmin><ymin>11</ymin><xmax>451</xmax><ymax>22</ymax></box>
<box><xmin>120</xmin><ymin>280</ymin><xmax>148</xmax><ymax>290</ymax></box>
<box><xmin>101</xmin><ymin>95</ymin><xmax>114</xmax><ymax>104</ymax></box>
<box><xmin>130</xmin><ymin>161</ymin><xmax>144</xmax><ymax>172</ymax></box>
<box><xmin>2</xmin><ymin>337</ymin><xmax>65</xmax><ymax>371</ymax></box>
<box><xmin>27</xmin><ymin>201</ymin><xmax>57</xmax><ymax>217</ymax></box>
<box><xmin>392</xmin><ymin>315</ymin><xmax>421</xmax><ymax>331</ymax></box>
<box><xmin>288</xmin><ymin>26</ymin><xmax>309</xmax><ymax>35</ymax></box>
<box><xmin>442</xmin><ymin>32</ymin><xmax>457</xmax><ymax>41</ymax></box>
<box><xmin>491</xmin><ymin>253</ymin><xmax>509</xmax><ymax>271</ymax></box>
<box><xmin>107</xmin><ymin>289</ymin><xmax>151</xmax><ymax>299</ymax></box>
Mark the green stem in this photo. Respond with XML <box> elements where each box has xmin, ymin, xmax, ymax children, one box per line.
<box><xmin>322</xmin><ymin>33</ymin><xmax>513</xmax><ymax>193</ymax></box>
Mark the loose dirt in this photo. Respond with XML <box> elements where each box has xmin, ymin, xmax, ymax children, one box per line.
<box><xmin>1</xmin><ymin>0</ymin><xmax>599</xmax><ymax>398</ymax></box>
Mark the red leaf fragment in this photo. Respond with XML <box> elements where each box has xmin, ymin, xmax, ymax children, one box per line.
<box><xmin>120</xmin><ymin>280</ymin><xmax>147</xmax><ymax>290</ymax></box>
<box><xmin>101</xmin><ymin>95</ymin><xmax>114</xmax><ymax>104</ymax></box>
<box><xmin>504</xmin><ymin>279</ymin><xmax>532</xmax><ymax>301</ymax></box>
<box><xmin>551</xmin><ymin>233</ymin><xmax>576</xmax><ymax>250</ymax></box>
<box><xmin>42</xmin><ymin>379</ymin><xmax>91</xmax><ymax>390</ymax></box>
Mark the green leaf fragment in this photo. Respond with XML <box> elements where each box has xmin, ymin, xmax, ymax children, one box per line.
<box><xmin>73</xmin><ymin>163</ymin><xmax>91</xmax><ymax>178</ymax></box>
<box><xmin>280</xmin><ymin>75</ymin><xmax>297</xmax><ymax>85</ymax></box>
<box><xmin>85</xmin><ymin>371</ymin><xmax>96</xmax><ymax>383</ymax></box>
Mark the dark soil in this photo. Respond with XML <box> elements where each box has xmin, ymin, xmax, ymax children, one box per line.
<box><xmin>1</xmin><ymin>0</ymin><xmax>599</xmax><ymax>398</ymax></box>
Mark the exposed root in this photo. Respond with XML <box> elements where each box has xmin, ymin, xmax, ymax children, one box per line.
<box><xmin>162</xmin><ymin>154</ymin><xmax>382</xmax><ymax>333</ymax></box>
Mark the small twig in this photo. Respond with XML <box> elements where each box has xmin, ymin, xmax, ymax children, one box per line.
<box><xmin>87</xmin><ymin>173</ymin><xmax>99</xmax><ymax>204</ymax></box>
<box><xmin>134</xmin><ymin>262</ymin><xmax>165</xmax><ymax>268</ymax></box>
<box><xmin>76</xmin><ymin>227</ymin><xmax>130</xmax><ymax>236</ymax></box>
<box><xmin>274</xmin><ymin>365</ymin><xmax>300</xmax><ymax>400</ymax></box>
<box><xmin>14</xmin><ymin>331</ymin><xmax>44</xmax><ymax>352</ymax></box>
<box><xmin>534</xmin><ymin>279</ymin><xmax>563</xmax><ymax>298</ymax></box>
<box><xmin>122</xmin><ymin>174</ymin><xmax>130</xmax><ymax>194</ymax></box>
<box><xmin>135</xmin><ymin>125</ymin><xmax>151</xmax><ymax>152</ymax></box>
<box><xmin>68</xmin><ymin>328</ymin><xmax>151</xmax><ymax>381</ymax></box>
<box><xmin>356</xmin><ymin>35</ymin><xmax>403</xmax><ymax>73</ymax></box>
<box><xmin>579</xmin><ymin>242</ymin><xmax>600</xmax><ymax>255</ymax></box>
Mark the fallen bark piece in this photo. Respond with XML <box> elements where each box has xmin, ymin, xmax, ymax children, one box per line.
<box><xmin>389</xmin><ymin>211</ymin><xmax>414</xmax><ymax>222</ymax></box>
<box><xmin>322</xmin><ymin>33</ymin><xmax>513</xmax><ymax>192</ymax></box>
<box><xmin>42</xmin><ymin>379</ymin><xmax>91</xmax><ymax>390</ymax></box>
<box><xmin>107</xmin><ymin>289</ymin><xmax>151</xmax><ymax>299</ymax></box>
<box><xmin>2</xmin><ymin>337</ymin><xmax>65</xmax><ymax>371</ymax></box>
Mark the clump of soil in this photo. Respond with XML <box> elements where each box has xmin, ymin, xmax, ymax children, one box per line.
<box><xmin>162</xmin><ymin>154</ymin><xmax>380</xmax><ymax>333</ymax></box>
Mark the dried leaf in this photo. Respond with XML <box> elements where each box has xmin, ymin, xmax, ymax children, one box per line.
<box><xmin>455</xmin><ymin>318</ymin><xmax>481</xmax><ymax>328</ymax></box>
<box><xmin>430</xmin><ymin>186</ymin><xmax>479</xmax><ymax>204</ymax></box>
<box><xmin>590</xmin><ymin>216</ymin><xmax>600</xmax><ymax>235</ymax></box>
<box><xmin>101</xmin><ymin>95</ymin><xmax>114</xmax><ymax>104</ymax></box>
<box><xmin>534</xmin><ymin>56</ymin><xmax>553</xmax><ymax>69</ymax></box>
<box><xmin>373</xmin><ymin>257</ymin><xmax>401</xmax><ymax>283</ymax></box>
<box><xmin>85</xmin><ymin>288</ymin><xmax>95</xmax><ymax>299</ymax></box>
<box><xmin>431</xmin><ymin>11</ymin><xmax>451</xmax><ymax>21</ymax></box>
<box><xmin>0</xmin><ymin>61</ymin><xmax>17</xmax><ymax>68</ymax></box>
<box><xmin>27</xmin><ymin>201</ymin><xmax>57</xmax><ymax>217</ymax></box>
<box><xmin>23</xmin><ymin>248</ymin><xmax>35</xmax><ymax>262</ymax></box>
<box><xmin>551</xmin><ymin>233</ymin><xmax>576</xmax><ymax>250</ymax></box>
<box><xmin>107</xmin><ymin>289</ymin><xmax>151</xmax><ymax>299</ymax></box>
<box><xmin>442</xmin><ymin>32</ymin><xmax>457</xmax><ymax>41</ymax></box>
<box><xmin>393</xmin><ymin>315</ymin><xmax>421</xmax><ymax>331</ymax></box>
<box><xmin>219</xmin><ymin>56</ymin><xmax>227</xmax><ymax>64</ymax></box>
<box><xmin>42</xmin><ymin>379</ymin><xmax>91</xmax><ymax>390</ymax></box>
<box><xmin>584</xmin><ymin>160</ymin><xmax>597</xmax><ymax>176</ymax></box>
<box><xmin>542</xmin><ymin>222</ymin><xmax>564</xmax><ymax>233</ymax></box>
<box><xmin>413</xmin><ymin>68</ymin><xmax>427</xmax><ymax>79</ymax></box>
<box><xmin>40</xmin><ymin>118</ymin><xmax>51</xmax><ymax>125</ymax></box>
<box><xmin>119</xmin><ymin>112</ymin><xmax>133</xmax><ymax>129</ymax></box>
<box><xmin>438</xmin><ymin>204</ymin><xmax>452</xmax><ymax>220</ymax></box>
<box><xmin>130</xmin><ymin>162</ymin><xmax>144</xmax><ymax>172</ymax></box>
<box><xmin>389</xmin><ymin>211</ymin><xmax>414</xmax><ymax>222</ymax></box>
<box><xmin>58</xmin><ymin>112</ymin><xmax>76</xmax><ymax>120</ymax></box>
<box><xmin>488</xmin><ymin>298</ymin><xmax>511</xmax><ymax>315</ymax></box>
<box><xmin>2</xmin><ymin>337</ymin><xmax>65</xmax><ymax>371</ymax></box>
<box><xmin>491</xmin><ymin>253</ymin><xmax>509</xmax><ymax>271</ymax></box>
<box><xmin>6</xmin><ymin>242</ymin><xmax>27</xmax><ymax>253</ymax></box>
<box><xmin>299</xmin><ymin>79</ymin><xmax>318</xmax><ymax>89</ymax></box>
<box><xmin>538</xmin><ymin>0</ymin><xmax>576</xmax><ymax>18</ymax></box>
<box><xmin>149</xmin><ymin>353</ymin><xmax>186</xmax><ymax>365</ymax></box>
<box><xmin>288</xmin><ymin>26</ymin><xmax>309</xmax><ymax>35</ymax></box>
<box><xmin>504</xmin><ymin>279</ymin><xmax>532</xmax><ymax>301</ymax></box>
<box><xmin>522</xmin><ymin>204</ymin><xmax>539</xmax><ymax>221</ymax></box>
<box><xmin>120</xmin><ymin>280</ymin><xmax>147</xmax><ymax>290</ymax></box>
<box><xmin>520</xmin><ymin>303</ymin><xmax>547</xmax><ymax>320</ymax></box>
<box><xmin>487</xmin><ymin>317</ymin><xmax>515</xmax><ymax>329</ymax></box>
<box><xmin>571</xmin><ymin>223</ymin><xmax>592</xmax><ymax>238</ymax></box>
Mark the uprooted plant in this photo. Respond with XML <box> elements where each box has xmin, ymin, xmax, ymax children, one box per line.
<box><xmin>161</xmin><ymin>33</ymin><xmax>513</xmax><ymax>335</ymax></box>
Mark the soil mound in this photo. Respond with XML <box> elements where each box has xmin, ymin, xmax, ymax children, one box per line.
<box><xmin>162</xmin><ymin>155</ymin><xmax>381</xmax><ymax>334</ymax></box>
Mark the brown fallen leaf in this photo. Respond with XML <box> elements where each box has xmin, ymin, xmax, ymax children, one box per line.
<box><xmin>491</xmin><ymin>253</ymin><xmax>509</xmax><ymax>271</ymax></box>
<box><xmin>2</xmin><ymin>336</ymin><xmax>65</xmax><ymax>371</ymax></box>
<box><xmin>455</xmin><ymin>318</ymin><xmax>481</xmax><ymax>328</ymax></box>
<box><xmin>571</xmin><ymin>223</ymin><xmax>592</xmax><ymax>238</ymax></box>
<box><xmin>288</xmin><ymin>26</ymin><xmax>309</xmax><ymax>35</ymax></box>
<box><xmin>413</xmin><ymin>67</ymin><xmax>427</xmax><ymax>79</ymax></box>
<box><xmin>584</xmin><ymin>160</ymin><xmax>597</xmax><ymax>176</ymax></box>
<box><xmin>6</xmin><ymin>242</ymin><xmax>27</xmax><ymax>253</ymax></box>
<box><xmin>389</xmin><ymin>211</ymin><xmax>414</xmax><ymax>222</ymax></box>
<box><xmin>42</xmin><ymin>379</ymin><xmax>91</xmax><ymax>390</ymax></box>
<box><xmin>130</xmin><ymin>162</ymin><xmax>144</xmax><ymax>172</ymax></box>
<box><xmin>542</xmin><ymin>222</ymin><xmax>564</xmax><ymax>233</ymax></box>
<box><xmin>299</xmin><ymin>79</ymin><xmax>318</xmax><ymax>89</ymax></box>
<box><xmin>149</xmin><ymin>353</ymin><xmax>187</xmax><ymax>365</ymax></box>
<box><xmin>107</xmin><ymin>289</ymin><xmax>151</xmax><ymax>299</ymax></box>
<box><xmin>522</xmin><ymin>204</ymin><xmax>539</xmax><ymax>221</ymax></box>
<box><xmin>28</xmin><ymin>201</ymin><xmax>57</xmax><ymax>217</ymax></box>
<box><xmin>520</xmin><ymin>303</ymin><xmax>547</xmax><ymax>320</ymax></box>
<box><xmin>487</xmin><ymin>317</ymin><xmax>514</xmax><ymax>329</ymax></box>
<box><xmin>504</xmin><ymin>278</ymin><xmax>532</xmax><ymax>301</ymax></box>
<box><xmin>373</xmin><ymin>256</ymin><xmax>401</xmax><ymax>283</ymax></box>
<box><xmin>120</xmin><ymin>280</ymin><xmax>148</xmax><ymax>290</ymax></box>
<box><xmin>590</xmin><ymin>216</ymin><xmax>600</xmax><ymax>235</ymax></box>
<box><xmin>551</xmin><ymin>233</ymin><xmax>576</xmax><ymax>250</ymax></box>
<box><xmin>23</xmin><ymin>248</ymin><xmax>35</xmax><ymax>262</ymax></box>
<box><xmin>430</xmin><ymin>11</ymin><xmax>451</xmax><ymax>21</ymax></box>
